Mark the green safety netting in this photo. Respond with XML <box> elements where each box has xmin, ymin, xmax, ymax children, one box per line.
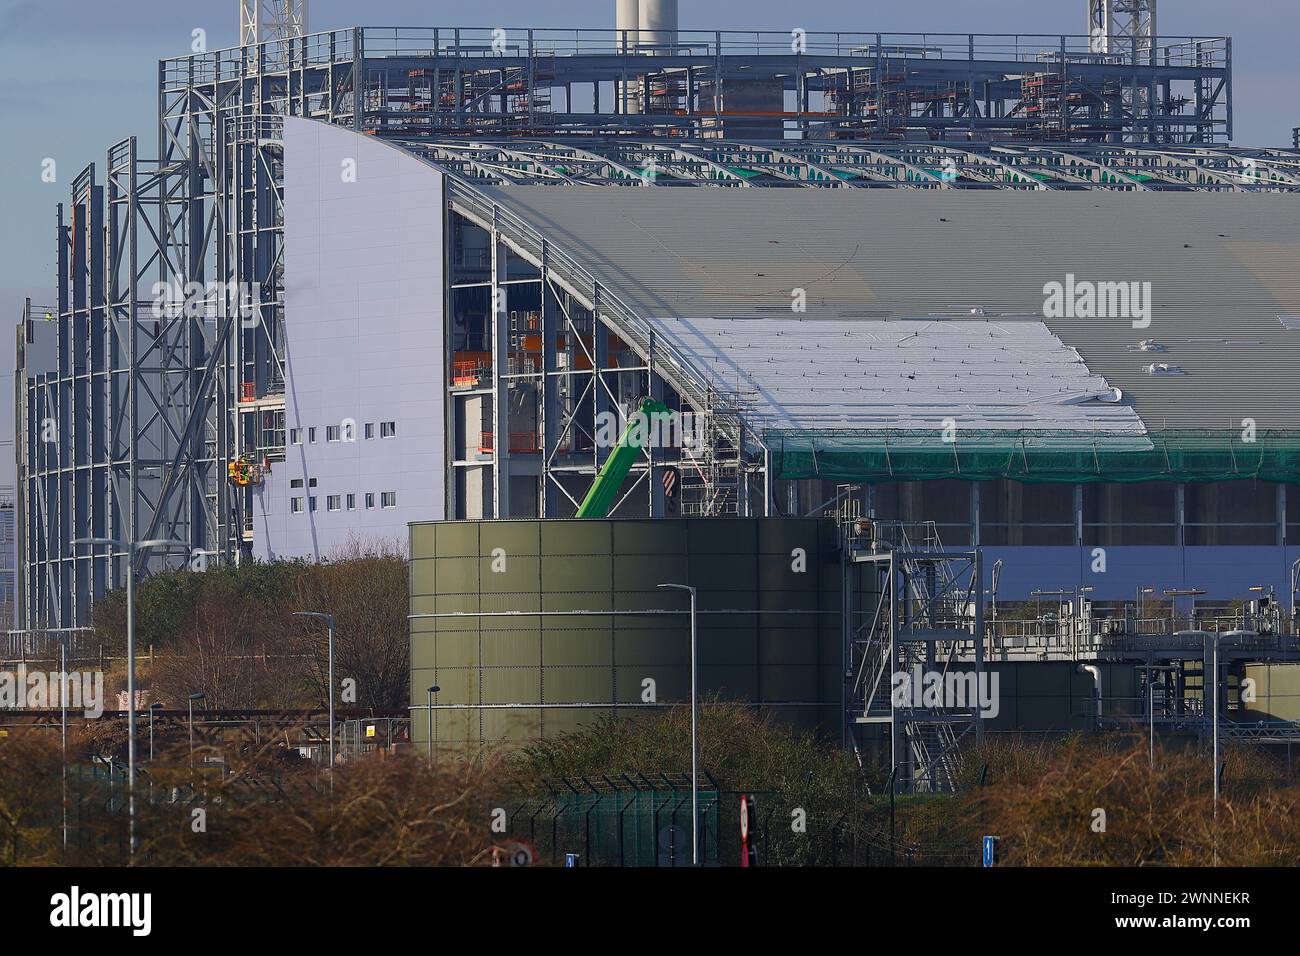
<box><xmin>766</xmin><ymin>429</ymin><xmax>1300</xmax><ymax>484</ymax></box>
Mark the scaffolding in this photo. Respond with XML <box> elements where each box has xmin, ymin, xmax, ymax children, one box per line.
<box><xmin>9</xmin><ymin>19</ymin><xmax>1264</xmax><ymax>628</ymax></box>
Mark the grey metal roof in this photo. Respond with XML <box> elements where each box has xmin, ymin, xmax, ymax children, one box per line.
<box><xmin>482</xmin><ymin>186</ymin><xmax>1300</xmax><ymax>430</ymax></box>
<box><xmin>654</xmin><ymin>318</ymin><xmax>1142</xmax><ymax>433</ymax></box>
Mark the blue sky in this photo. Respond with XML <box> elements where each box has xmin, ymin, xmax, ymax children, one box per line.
<box><xmin>0</xmin><ymin>0</ymin><xmax>1297</xmax><ymax>454</ymax></box>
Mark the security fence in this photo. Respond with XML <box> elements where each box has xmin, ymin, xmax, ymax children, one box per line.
<box><xmin>498</xmin><ymin>775</ymin><xmax>981</xmax><ymax>867</ymax></box>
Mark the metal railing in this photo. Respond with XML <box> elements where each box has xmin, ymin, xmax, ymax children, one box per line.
<box><xmin>161</xmin><ymin>26</ymin><xmax>1230</xmax><ymax>86</ymax></box>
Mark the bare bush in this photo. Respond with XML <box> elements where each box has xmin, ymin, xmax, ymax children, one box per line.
<box><xmin>286</xmin><ymin>541</ymin><xmax>409</xmax><ymax>711</ymax></box>
<box><xmin>151</xmin><ymin>589</ymin><xmax>306</xmax><ymax>710</ymax></box>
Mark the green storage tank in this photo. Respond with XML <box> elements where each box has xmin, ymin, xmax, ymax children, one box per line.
<box><xmin>409</xmin><ymin>518</ymin><xmax>860</xmax><ymax>750</ymax></box>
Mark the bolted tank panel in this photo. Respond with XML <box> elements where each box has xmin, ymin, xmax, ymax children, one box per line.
<box><xmin>410</xmin><ymin>517</ymin><xmax>856</xmax><ymax>750</ymax></box>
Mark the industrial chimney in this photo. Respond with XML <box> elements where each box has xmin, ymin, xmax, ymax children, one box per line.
<box><xmin>616</xmin><ymin>0</ymin><xmax>639</xmax><ymax>52</ymax></box>
<box><xmin>638</xmin><ymin>0</ymin><xmax>679</xmax><ymax>55</ymax></box>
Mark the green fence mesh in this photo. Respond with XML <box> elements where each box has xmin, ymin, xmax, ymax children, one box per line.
<box><xmin>767</xmin><ymin>429</ymin><xmax>1300</xmax><ymax>484</ymax></box>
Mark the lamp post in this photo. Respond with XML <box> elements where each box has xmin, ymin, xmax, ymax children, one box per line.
<box><xmin>71</xmin><ymin>535</ymin><xmax>189</xmax><ymax>858</ymax></box>
<box><xmin>658</xmin><ymin>582</ymin><xmax>698</xmax><ymax>866</ymax></box>
<box><xmin>187</xmin><ymin>692</ymin><xmax>206</xmax><ymax>769</ymax></box>
<box><xmin>990</xmin><ymin>559</ymin><xmax>1003</xmax><ymax>650</ymax></box>
<box><xmin>293</xmin><ymin>611</ymin><xmax>335</xmax><ymax>778</ymax></box>
<box><xmin>60</xmin><ymin>634</ymin><xmax>68</xmax><ymax>855</ymax></box>
<box><xmin>1212</xmin><ymin>632</ymin><xmax>1221</xmax><ymax>809</ymax></box>
<box><xmin>426</xmin><ymin>685</ymin><xmax>440</xmax><ymax>767</ymax></box>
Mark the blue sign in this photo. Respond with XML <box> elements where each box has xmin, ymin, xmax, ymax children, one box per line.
<box><xmin>982</xmin><ymin>836</ymin><xmax>998</xmax><ymax>868</ymax></box>
<box><xmin>565</xmin><ymin>853</ymin><xmax>580</xmax><ymax>868</ymax></box>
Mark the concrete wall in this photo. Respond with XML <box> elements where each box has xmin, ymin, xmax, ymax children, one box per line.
<box><xmin>255</xmin><ymin>118</ymin><xmax>445</xmax><ymax>561</ymax></box>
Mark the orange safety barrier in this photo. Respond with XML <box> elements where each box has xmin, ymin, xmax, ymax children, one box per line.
<box><xmin>477</xmin><ymin>432</ymin><xmax>541</xmax><ymax>455</ymax></box>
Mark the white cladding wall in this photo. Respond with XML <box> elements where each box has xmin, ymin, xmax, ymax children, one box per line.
<box><xmin>254</xmin><ymin>117</ymin><xmax>445</xmax><ymax>561</ymax></box>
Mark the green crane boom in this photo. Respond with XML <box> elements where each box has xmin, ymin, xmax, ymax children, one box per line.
<box><xmin>575</xmin><ymin>397</ymin><xmax>672</xmax><ymax>518</ymax></box>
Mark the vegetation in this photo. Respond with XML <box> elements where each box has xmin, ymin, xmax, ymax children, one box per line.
<box><xmin>89</xmin><ymin>545</ymin><xmax>409</xmax><ymax>711</ymax></box>
<box><xmin>4</xmin><ymin>704</ymin><xmax>1300</xmax><ymax>865</ymax></box>
<box><xmin>0</xmin><ymin>729</ymin><xmax>501</xmax><ymax>867</ymax></box>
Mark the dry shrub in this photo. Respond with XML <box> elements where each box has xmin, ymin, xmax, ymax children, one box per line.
<box><xmin>971</xmin><ymin>736</ymin><xmax>1300</xmax><ymax>866</ymax></box>
<box><xmin>0</xmin><ymin>726</ymin><xmax>504</xmax><ymax>866</ymax></box>
<box><xmin>151</xmin><ymin>592</ymin><xmax>305</xmax><ymax>710</ymax></box>
<box><xmin>0</xmin><ymin>731</ymin><xmax>66</xmax><ymax>865</ymax></box>
<box><xmin>138</xmin><ymin>750</ymin><xmax>501</xmax><ymax>866</ymax></box>
<box><xmin>286</xmin><ymin>541</ymin><xmax>409</xmax><ymax>710</ymax></box>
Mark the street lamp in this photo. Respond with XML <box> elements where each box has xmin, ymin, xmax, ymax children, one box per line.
<box><xmin>658</xmin><ymin>582</ymin><xmax>699</xmax><ymax>866</ymax></box>
<box><xmin>426</xmin><ymin>685</ymin><xmax>440</xmax><ymax>767</ymax></box>
<box><xmin>148</xmin><ymin>702</ymin><xmax>164</xmax><ymax>760</ymax></box>
<box><xmin>990</xmin><ymin>560</ymin><xmax>1004</xmax><ymax>647</ymax></box>
<box><xmin>71</xmin><ymin>535</ymin><xmax>189</xmax><ymax>857</ymax></box>
<box><xmin>293</xmin><ymin>611</ymin><xmax>336</xmax><ymax>777</ymax></box>
<box><xmin>187</xmin><ymin>692</ymin><xmax>206</xmax><ymax>769</ymax></box>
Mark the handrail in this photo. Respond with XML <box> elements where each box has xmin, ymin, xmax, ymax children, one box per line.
<box><xmin>163</xmin><ymin>26</ymin><xmax>1230</xmax><ymax>70</ymax></box>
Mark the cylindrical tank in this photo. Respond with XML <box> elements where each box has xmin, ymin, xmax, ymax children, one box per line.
<box><xmin>410</xmin><ymin>517</ymin><xmax>854</xmax><ymax>751</ymax></box>
<box><xmin>637</xmin><ymin>0</ymin><xmax>678</xmax><ymax>54</ymax></box>
<box><xmin>615</xmin><ymin>0</ymin><xmax>640</xmax><ymax>52</ymax></box>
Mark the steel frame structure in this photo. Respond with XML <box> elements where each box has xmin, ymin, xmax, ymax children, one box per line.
<box><xmin>442</xmin><ymin>178</ymin><xmax>753</xmax><ymax>521</ymax></box>
<box><xmin>11</xmin><ymin>21</ymin><xmax>1251</xmax><ymax>628</ymax></box>
<box><xmin>842</xmin><ymin>515</ymin><xmax>986</xmax><ymax>794</ymax></box>
<box><xmin>402</xmin><ymin>138</ymin><xmax>1300</xmax><ymax>191</ymax></box>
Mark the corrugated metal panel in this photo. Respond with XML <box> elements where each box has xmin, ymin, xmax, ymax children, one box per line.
<box><xmin>483</xmin><ymin>187</ymin><xmax>1300</xmax><ymax>430</ymax></box>
<box><xmin>654</xmin><ymin>317</ymin><xmax>1141</xmax><ymax>432</ymax></box>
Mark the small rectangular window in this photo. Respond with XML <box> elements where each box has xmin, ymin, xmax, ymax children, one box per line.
<box><xmin>364</xmin><ymin>423</ymin><xmax>375</xmax><ymax>439</ymax></box>
<box><xmin>327</xmin><ymin>495</ymin><xmax>341</xmax><ymax>512</ymax></box>
<box><xmin>380</xmin><ymin>421</ymin><xmax>396</xmax><ymax>439</ymax></box>
<box><xmin>290</xmin><ymin>478</ymin><xmax>304</xmax><ymax>489</ymax></box>
<box><xmin>346</xmin><ymin>494</ymin><xmax>356</xmax><ymax>511</ymax></box>
<box><xmin>309</xmin><ymin>478</ymin><xmax>317</xmax><ymax>488</ymax></box>
<box><xmin>290</xmin><ymin>497</ymin><xmax>303</xmax><ymax>514</ymax></box>
<box><xmin>326</xmin><ymin>425</ymin><xmax>340</xmax><ymax>442</ymax></box>
<box><xmin>308</xmin><ymin>496</ymin><xmax>317</xmax><ymax>512</ymax></box>
<box><xmin>308</xmin><ymin>427</ymin><xmax>317</xmax><ymax>443</ymax></box>
<box><xmin>365</xmin><ymin>493</ymin><xmax>375</xmax><ymax>510</ymax></box>
<box><xmin>290</xmin><ymin>428</ymin><xmax>303</xmax><ymax>445</ymax></box>
<box><xmin>381</xmin><ymin>491</ymin><xmax>397</xmax><ymax>509</ymax></box>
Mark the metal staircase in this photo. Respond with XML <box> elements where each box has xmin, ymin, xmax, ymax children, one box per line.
<box><xmin>843</xmin><ymin>510</ymin><xmax>985</xmax><ymax>794</ymax></box>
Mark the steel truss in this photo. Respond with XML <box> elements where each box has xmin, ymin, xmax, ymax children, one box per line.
<box><xmin>444</xmin><ymin>182</ymin><xmax>754</xmax><ymax>519</ymax></box>
<box><xmin>400</xmin><ymin>138</ymin><xmax>1300</xmax><ymax>191</ymax></box>
<box><xmin>160</xmin><ymin>26</ymin><xmax>1229</xmax><ymax>143</ymax></box>
<box><xmin>11</xmin><ymin>20</ymin><xmax>1253</xmax><ymax>627</ymax></box>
